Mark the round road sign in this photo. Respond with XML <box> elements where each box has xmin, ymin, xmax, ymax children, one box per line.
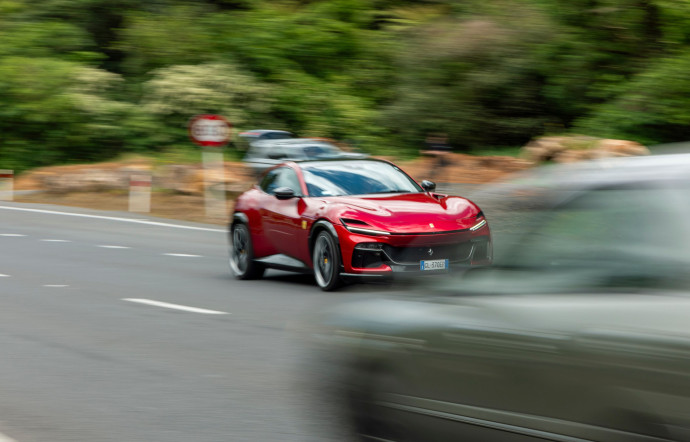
<box><xmin>189</xmin><ymin>115</ymin><xmax>232</xmax><ymax>147</ymax></box>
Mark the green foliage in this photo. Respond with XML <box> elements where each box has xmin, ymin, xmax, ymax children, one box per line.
<box><xmin>0</xmin><ymin>57</ymin><xmax>132</xmax><ymax>171</ymax></box>
<box><xmin>575</xmin><ymin>51</ymin><xmax>690</xmax><ymax>144</ymax></box>
<box><xmin>134</xmin><ymin>62</ymin><xmax>277</xmax><ymax>150</ymax></box>
<box><xmin>5</xmin><ymin>0</ymin><xmax>690</xmax><ymax>173</ymax></box>
<box><xmin>384</xmin><ymin>6</ymin><xmax>555</xmax><ymax>151</ymax></box>
<box><xmin>117</xmin><ymin>4</ymin><xmax>220</xmax><ymax>76</ymax></box>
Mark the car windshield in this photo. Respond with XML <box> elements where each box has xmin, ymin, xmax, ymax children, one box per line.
<box><xmin>302</xmin><ymin>160</ymin><xmax>423</xmax><ymax>196</ymax></box>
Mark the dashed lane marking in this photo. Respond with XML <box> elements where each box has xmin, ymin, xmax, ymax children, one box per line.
<box><xmin>122</xmin><ymin>298</ymin><xmax>228</xmax><ymax>315</ymax></box>
<box><xmin>43</xmin><ymin>285</ymin><xmax>69</xmax><ymax>288</ymax></box>
<box><xmin>0</xmin><ymin>234</ymin><xmax>26</xmax><ymax>237</ymax></box>
<box><xmin>40</xmin><ymin>239</ymin><xmax>71</xmax><ymax>242</ymax></box>
<box><xmin>163</xmin><ymin>253</ymin><xmax>202</xmax><ymax>258</ymax></box>
<box><xmin>97</xmin><ymin>245</ymin><xmax>131</xmax><ymax>249</ymax></box>
<box><xmin>0</xmin><ymin>431</ymin><xmax>18</xmax><ymax>442</ymax></box>
<box><xmin>0</xmin><ymin>274</ymin><xmax>10</xmax><ymax>278</ymax></box>
<box><xmin>0</xmin><ymin>205</ymin><xmax>225</xmax><ymax>232</ymax></box>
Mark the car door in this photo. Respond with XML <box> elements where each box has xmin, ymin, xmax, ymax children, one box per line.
<box><xmin>259</xmin><ymin>166</ymin><xmax>309</xmax><ymax>262</ymax></box>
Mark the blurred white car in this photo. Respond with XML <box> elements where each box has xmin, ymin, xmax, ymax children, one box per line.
<box><xmin>236</xmin><ymin>129</ymin><xmax>295</xmax><ymax>152</ymax></box>
<box><xmin>242</xmin><ymin>138</ymin><xmax>367</xmax><ymax>176</ymax></box>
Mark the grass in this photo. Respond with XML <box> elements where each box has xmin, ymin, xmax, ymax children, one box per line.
<box><xmin>113</xmin><ymin>145</ymin><xmax>246</xmax><ymax>168</ymax></box>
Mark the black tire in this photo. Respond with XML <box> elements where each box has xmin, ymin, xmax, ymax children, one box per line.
<box><xmin>312</xmin><ymin>230</ymin><xmax>342</xmax><ymax>291</ymax></box>
<box><xmin>229</xmin><ymin>223</ymin><xmax>265</xmax><ymax>280</ymax></box>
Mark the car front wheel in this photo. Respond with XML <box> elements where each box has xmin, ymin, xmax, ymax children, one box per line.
<box><xmin>229</xmin><ymin>223</ymin><xmax>265</xmax><ymax>280</ymax></box>
<box><xmin>313</xmin><ymin>231</ymin><xmax>342</xmax><ymax>291</ymax></box>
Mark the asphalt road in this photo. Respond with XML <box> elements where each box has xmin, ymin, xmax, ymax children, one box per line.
<box><xmin>0</xmin><ymin>202</ymin><xmax>399</xmax><ymax>442</ymax></box>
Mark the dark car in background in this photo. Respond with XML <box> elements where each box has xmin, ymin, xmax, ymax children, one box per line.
<box><xmin>242</xmin><ymin>138</ymin><xmax>367</xmax><ymax>176</ymax></box>
<box><xmin>236</xmin><ymin>129</ymin><xmax>295</xmax><ymax>152</ymax></box>
<box><xmin>312</xmin><ymin>154</ymin><xmax>690</xmax><ymax>441</ymax></box>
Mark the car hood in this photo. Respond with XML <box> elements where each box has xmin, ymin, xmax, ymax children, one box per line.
<box><xmin>321</xmin><ymin>193</ymin><xmax>480</xmax><ymax>233</ymax></box>
<box><xmin>314</xmin><ymin>292</ymin><xmax>690</xmax><ymax>346</ymax></box>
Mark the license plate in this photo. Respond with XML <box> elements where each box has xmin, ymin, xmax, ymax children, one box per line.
<box><xmin>420</xmin><ymin>259</ymin><xmax>448</xmax><ymax>271</ymax></box>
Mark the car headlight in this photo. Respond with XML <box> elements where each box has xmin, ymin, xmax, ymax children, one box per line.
<box><xmin>469</xmin><ymin>212</ymin><xmax>487</xmax><ymax>231</ymax></box>
<box><xmin>340</xmin><ymin>218</ymin><xmax>391</xmax><ymax>236</ymax></box>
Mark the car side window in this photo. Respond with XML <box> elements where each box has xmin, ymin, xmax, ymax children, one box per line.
<box><xmin>260</xmin><ymin>167</ymin><xmax>301</xmax><ymax>196</ymax></box>
<box><xmin>263</xmin><ymin>132</ymin><xmax>292</xmax><ymax>140</ymax></box>
<box><xmin>260</xmin><ymin>169</ymin><xmax>280</xmax><ymax>193</ymax></box>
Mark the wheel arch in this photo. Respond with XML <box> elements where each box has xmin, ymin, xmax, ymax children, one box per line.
<box><xmin>229</xmin><ymin>212</ymin><xmax>250</xmax><ymax>242</ymax></box>
<box><xmin>308</xmin><ymin>219</ymin><xmax>340</xmax><ymax>256</ymax></box>
<box><xmin>232</xmin><ymin>211</ymin><xmax>249</xmax><ymax>226</ymax></box>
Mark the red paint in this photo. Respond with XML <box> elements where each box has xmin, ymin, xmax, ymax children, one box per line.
<box><xmin>233</xmin><ymin>159</ymin><xmax>492</xmax><ymax>282</ymax></box>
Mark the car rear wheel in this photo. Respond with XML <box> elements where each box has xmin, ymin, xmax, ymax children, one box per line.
<box><xmin>313</xmin><ymin>231</ymin><xmax>342</xmax><ymax>291</ymax></box>
<box><xmin>229</xmin><ymin>223</ymin><xmax>265</xmax><ymax>280</ymax></box>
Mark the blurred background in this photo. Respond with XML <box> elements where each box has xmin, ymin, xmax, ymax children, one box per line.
<box><xmin>3</xmin><ymin>0</ymin><xmax>690</xmax><ymax>174</ymax></box>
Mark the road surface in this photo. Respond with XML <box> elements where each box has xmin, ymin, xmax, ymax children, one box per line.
<box><xmin>0</xmin><ymin>202</ymin><xmax>396</xmax><ymax>442</ymax></box>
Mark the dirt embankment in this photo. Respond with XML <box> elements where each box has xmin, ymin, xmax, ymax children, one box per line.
<box><xmin>11</xmin><ymin>154</ymin><xmax>531</xmax><ymax>225</ymax></box>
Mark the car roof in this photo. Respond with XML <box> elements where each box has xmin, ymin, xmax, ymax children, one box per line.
<box><xmin>292</xmin><ymin>157</ymin><xmax>392</xmax><ymax>168</ymax></box>
<box><xmin>252</xmin><ymin>138</ymin><xmax>336</xmax><ymax>146</ymax></box>
<box><xmin>238</xmin><ymin>129</ymin><xmax>293</xmax><ymax>136</ymax></box>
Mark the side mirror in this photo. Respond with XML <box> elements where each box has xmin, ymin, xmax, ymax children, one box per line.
<box><xmin>421</xmin><ymin>180</ymin><xmax>436</xmax><ymax>191</ymax></box>
<box><xmin>274</xmin><ymin>187</ymin><xmax>297</xmax><ymax>200</ymax></box>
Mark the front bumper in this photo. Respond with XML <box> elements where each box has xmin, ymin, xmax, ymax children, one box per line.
<box><xmin>335</xmin><ymin>223</ymin><xmax>492</xmax><ymax>277</ymax></box>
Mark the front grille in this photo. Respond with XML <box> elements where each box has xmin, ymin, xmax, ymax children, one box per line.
<box><xmin>381</xmin><ymin>242</ymin><xmax>474</xmax><ymax>265</ymax></box>
<box><xmin>351</xmin><ymin>250</ymin><xmax>385</xmax><ymax>269</ymax></box>
<box><xmin>472</xmin><ymin>240</ymin><xmax>490</xmax><ymax>261</ymax></box>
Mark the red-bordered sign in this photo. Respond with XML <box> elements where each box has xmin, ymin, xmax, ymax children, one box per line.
<box><xmin>188</xmin><ymin>115</ymin><xmax>232</xmax><ymax>147</ymax></box>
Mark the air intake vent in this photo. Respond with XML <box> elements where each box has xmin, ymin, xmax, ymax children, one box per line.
<box><xmin>341</xmin><ymin>218</ymin><xmax>369</xmax><ymax>226</ymax></box>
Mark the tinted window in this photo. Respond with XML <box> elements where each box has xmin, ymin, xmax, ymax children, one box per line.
<box><xmin>302</xmin><ymin>161</ymin><xmax>422</xmax><ymax>197</ymax></box>
<box><xmin>260</xmin><ymin>167</ymin><xmax>301</xmax><ymax>195</ymax></box>
<box><xmin>262</xmin><ymin>132</ymin><xmax>293</xmax><ymax>140</ymax></box>
<box><xmin>302</xmin><ymin>144</ymin><xmax>339</xmax><ymax>158</ymax></box>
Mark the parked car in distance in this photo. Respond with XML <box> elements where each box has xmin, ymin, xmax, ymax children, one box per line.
<box><xmin>236</xmin><ymin>129</ymin><xmax>295</xmax><ymax>151</ymax></box>
<box><xmin>312</xmin><ymin>154</ymin><xmax>690</xmax><ymax>441</ymax></box>
<box><xmin>242</xmin><ymin>138</ymin><xmax>367</xmax><ymax>176</ymax></box>
<box><xmin>229</xmin><ymin>158</ymin><xmax>491</xmax><ymax>291</ymax></box>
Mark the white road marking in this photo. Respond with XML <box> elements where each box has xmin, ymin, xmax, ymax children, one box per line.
<box><xmin>43</xmin><ymin>284</ymin><xmax>68</xmax><ymax>288</ymax></box>
<box><xmin>122</xmin><ymin>298</ymin><xmax>228</xmax><ymax>315</ymax></box>
<box><xmin>163</xmin><ymin>253</ymin><xmax>202</xmax><ymax>258</ymax></box>
<box><xmin>0</xmin><ymin>431</ymin><xmax>18</xmax><ymax>442</ymax></box>
<box><xmin>97</xmin><ymin>245</ymin><xmax>130</xmax><ymax>249</ymax></box>
<box><xmin>0</xmin><ymin>205</ymin><xmax>225</xmax><ymax>232</ymax></box>
<box><xmin>40</xmin><ymin>239</ymin><xmax>70</xmax><ymax>242</ymax></box>
<box><xmin>0</xmin><ymin>233</ymin><xmax>26</xmax><ymax>237</ymax></box>
<box><xmin>0</xmin><ymin>274</ymin><xmax>10</xmax><ymax>278</ymax></box>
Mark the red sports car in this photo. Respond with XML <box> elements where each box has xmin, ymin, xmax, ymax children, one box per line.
<box><xmin>229</xmin><ymin>158</ymin><xmax>491</xmax><ymax>290</ymax></box>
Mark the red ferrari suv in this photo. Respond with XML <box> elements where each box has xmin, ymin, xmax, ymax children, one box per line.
<box><xmin>229</xmin><ymin>158</ymin><xmax>491</xmax><ymax>290</ymax></box>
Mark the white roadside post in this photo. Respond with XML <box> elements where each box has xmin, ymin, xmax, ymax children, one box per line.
<box><xmin>129</xmin><ymin>174</ymin><xmax>152</xmax><ymax>213</ymax></box>
<box><xmin>202</xmin><ymin>150</ymin><xmax>226</xmax><ymax>219</ymax></box>
<box><xmin>0</xmin><ymin>170</ymin><xmax>14</xmax><ymax>201</ymax></box>
<box><xmin>188</xmin><ymin>115</ymin><xmax>232</xmax><ymax>220</ymax></box>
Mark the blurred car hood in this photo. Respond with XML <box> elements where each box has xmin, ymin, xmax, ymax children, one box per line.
<box><xmin>316</xmin><ymin>292</ymin><xmax>690</xmax><ymax>344</ymax></box>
